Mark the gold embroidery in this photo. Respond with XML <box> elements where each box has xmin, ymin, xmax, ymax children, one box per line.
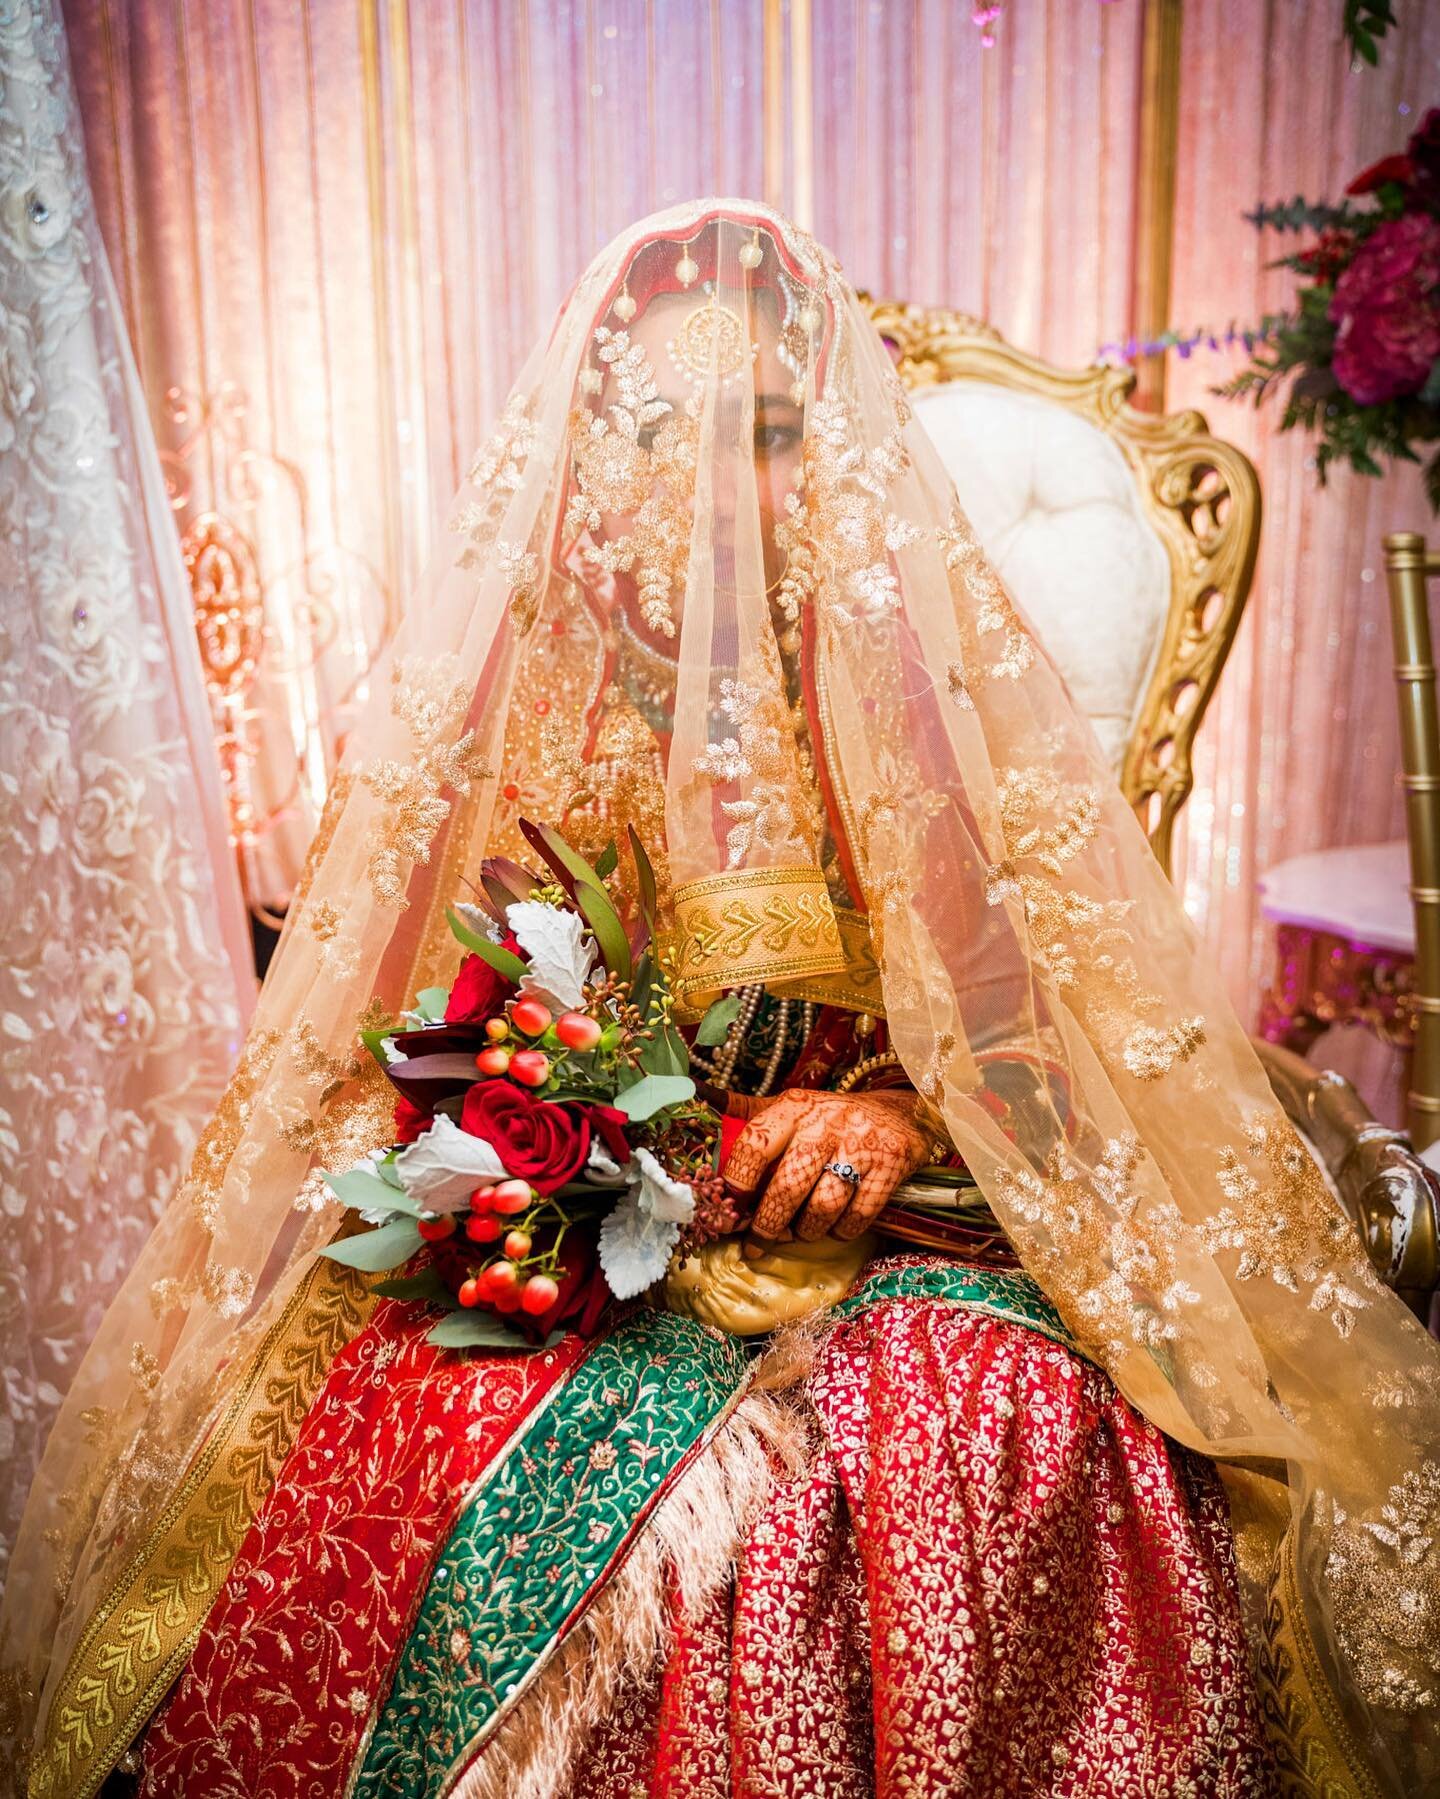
<box><xmin>770</xmin><ymin>905</ymin><xmax>884</xmax><ymax>1016</ymax></box>
<box><xmin>693</xmin><ymin>674</ymin><xmax>818</xmax><ymax>869</ymax></box>
<box><xmin>1254</xmin><ymin>1528</ymin><xmax>1388</xmax><ymax>1798</ymax></box>
<box><xmin>1326</xmin><ymin>1461</ymin><xmax>1440</xmax><ymax>1713</ymax></box>
<box><xmin>1200</xmin><ymin>1119</ymin><xmax>1373</xmax><ymax>1336</ymax></box>
<box><xmin>453</xmin><ymin>395</ymin><xmax>537</xmax><ymax>566</ymax></box>
<box><xmin>358</xmin><ymin>657</ymin><xmax>492</xmax><ymax>909</ymax></box>
<box><xmin>774</xmin><ymin>389</ymin><xmax>913</xmax><ymax>624</ymax></box>
<box><xmin>177</xmin><ymin>1025</ymin><xmax>283</xmax><ymax>1233</ymax></box>
<box><xmin>993</xmin><ymin>1135</ymin><xmax>1200</xmax><ymax>1360</ymax></box>
<box><xmin>29</xmin><ymin>1252</ymin><xmax>378</xmax><ymax>1799</ymax></box>
<box><xmin>663</xmin><ymin>866</ymin><xmax>847</xmax><ymax>1011</ymax></box>
<box><xmin>938</xmin><ymin>504</ymin><xmax>1036</xmax><ymax>685</ymax></box>
<box><xmin>566</xmin><ymin>328</ymin><xmax>699</xmax><ymax>637</ymax></box>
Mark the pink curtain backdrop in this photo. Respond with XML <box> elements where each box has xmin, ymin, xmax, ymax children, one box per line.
<box><xmin>2</xmin><ymin>1</ymin><xmax>255</xmax><ymax>1574</ymax></box>
<box><xmin>1166</xmin><ymin>0</ymin><xmax>1440</xmax><ymax>1112</ymax></box>
<box><xmin>59</xmin><ymin>0</ymin><xmax>1436</xmax><ymax>1106</ymax></box>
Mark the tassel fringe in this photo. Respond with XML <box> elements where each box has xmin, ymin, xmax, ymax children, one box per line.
<box><xmin>449</xmin><ymin>1323</ymin><xmax>818</xmax><ymax>1799</ymax></box>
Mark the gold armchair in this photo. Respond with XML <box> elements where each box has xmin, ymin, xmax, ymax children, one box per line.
<box><xmin>863</xmin><ymin>298</ymin><xmax>1437</xmax><ymax>1313</ymax></box>
<box><xmin>865</xmin><ymin>301</ymin><xmax>1260</xmax><ymax>876</ymax></box>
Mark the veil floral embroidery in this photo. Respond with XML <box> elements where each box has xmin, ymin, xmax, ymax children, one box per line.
<box><xmin>5</xmin><ymin>199</ymin><xmax>1439</xmax><ymax>1798</ymax></box>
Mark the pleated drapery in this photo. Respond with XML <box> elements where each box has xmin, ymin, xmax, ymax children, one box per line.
<box><xmin>56</xmin><ymin>0</ymin><xmax>1440</xmax><ymax>1026</ymax></box>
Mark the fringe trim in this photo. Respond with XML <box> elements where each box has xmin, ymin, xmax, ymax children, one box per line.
<box><xmin>449</xmin><ymin>1324</ymin><xmax>818</xmax><ymax>1799</ymax></box>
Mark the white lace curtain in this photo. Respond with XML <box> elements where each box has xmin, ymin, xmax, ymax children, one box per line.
<box><xmin>0</xmin><ymin>0</ymin><xmax>254</xmax><ymax>1575</ymax></box>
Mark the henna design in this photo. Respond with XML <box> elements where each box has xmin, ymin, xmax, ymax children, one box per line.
<box><xmin>724</xmin><ymin>1088</ymin><xmax>931</xmax><ymax>1244</ymax></box>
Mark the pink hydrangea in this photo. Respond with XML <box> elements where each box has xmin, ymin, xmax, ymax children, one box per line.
<box><xmin>1329</xmin><ymin>211</ymin><xmax>1440</xmax><ymax>407</ymax></box>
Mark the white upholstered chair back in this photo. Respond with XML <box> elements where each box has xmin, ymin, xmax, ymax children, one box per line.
<box><xmin>864</xmin><ymin>302</ymin><xmax>1262</xmax><ymax>877</ymax></box>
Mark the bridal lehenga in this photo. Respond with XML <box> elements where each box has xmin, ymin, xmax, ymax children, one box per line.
<box><xmin>5</xmin><ymin>202</ymin><xmax>1439</xmax><ymax>1799</ymax></box>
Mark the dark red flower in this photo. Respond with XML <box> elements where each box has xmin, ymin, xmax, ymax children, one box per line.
<box><xmin>1296</xmin><ymin>226</ymin><xmax>1356</xmax><ymax>283</ymax></box>
<box><xmin>1408</xmin><ymin>108</ymin><xmax>1440</xmax><ymax>205</ymax></box>
<box><xmin>460</xmin><ymin>1081</ymin><xmax>591</xmax><ymax>1194</ymax></box>
<box><xmin>1330</xmin><ymin>211</ymin><xmax>1440</xmax><ymax>405</ymax></box>
<box><xmin>393</xmin><ymin>1095</ymin><xmax>431</xmax><ymax>1143</ymax></box>
<box><xmin>1346</xmin><ymin>153</ymin><xmax>1417</xmax><ymax>197</ymax></box>
<box><xmin>581</xmin><ymin>1102</ymin><xmax>633</xmax><ymax>1167</ymax></box>
<box><xmin>444</xmin><ymin>951</ymin><xmax>515</xmax><ymax>1026</ymax></box>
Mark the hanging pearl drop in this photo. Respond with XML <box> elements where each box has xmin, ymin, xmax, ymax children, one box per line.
<box><xmin>579</xmin><ymin>367</ymin><xmax>602</xmax><ymax>395</ymax></box>
<box><xmin>788</xmin><ymin>379</ymin><xmax>807</xmax><ymax>407</ymax></box>
<box><xmin>738</xmin><ymin>239</ymin><xmax>763</xmax><ymax>271</ymax></box>
<box><xmin>799</xmin><ymin>303</ymin><xmax>823</xmax><ymax>335</ymax></box>
<box><xmin>675</xmin><ymin>252</ymin><xmax>699</xmax><ymax>288</ymax></box>
<box><xmin>613</xmin><ymin>290</ymin><xmax>637</xmax><ymax>322</ymax></box>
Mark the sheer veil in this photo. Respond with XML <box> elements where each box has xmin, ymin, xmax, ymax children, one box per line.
<box><xmin>6</xmin><ymin>200</ymin><xmax>1439</xmax><ymax>1797</ymax></box>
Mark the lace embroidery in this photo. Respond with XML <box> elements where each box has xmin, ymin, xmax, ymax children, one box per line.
<box><xmin>1327</xmin><ymin>1459</ymin><xmax>1440</xmax><ymax>1712</ymax></box>
<box><xmin>993</xmin><ymin>1135</ymin><xmax>1201</xmax><ymax>1359</ymax></box>
<box><xmin>938</xmin><ymin>505</ymin><xmax>1036</xmax><ymax>685</ymax></box>
<box><xmin>565</xmin><ymin>328</ymin><xmax>699</xmax><ymax>637</ymax></box>
<box><xmin>985</xmin><ymin>766</ymin><xmax>1206</xmax><ymax>1081</ymax></box>
<box><xmin>1199</xmin><ymin>1118</ymin><xmax>1373</xmax><ymax>1336</ymax></box>
<box><xmin>693</xmin><ymin>675</ymin><xmax>818</xmax><ymax>868</ymax></box>
<box><xmin>358</xmin><ymin>656</ymin><xmax>492</xmax><ymax>908</ymax></box>
<box><xmin>453</xmin><ymin>395</ymin><xmax>537</xmax><ymax>565</ymax></box>
<box><xmin>775</xmin><ymin>391</ymin><xmax>914</xmax><ymax>625</ymax></box>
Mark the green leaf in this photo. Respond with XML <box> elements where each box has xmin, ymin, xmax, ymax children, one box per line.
<box><xmin>593</xmin><ymin>839</ymin><xmax>619</xmax><ymax>880</ymax></box>
<box><xmin>639</xmin><ymin>1022</ymin><xmax>689</xmax><ymax>1078</ymax></box>
<box><xmin>319</xmin><ymin>1218</ymin><xmax>424</xmax><ymax>1271</ymax></box>
<box><xmin>446</xmin><ymin>907</ymin><xmax>528</xmax><ymax>981</ymax></box>
<box><xmin>373</xmin><ymin>1268</ymin><xmax>454</xmax><ymax>1302</ymax></box>
<box><xmin>574</xmin><ymin>880</ymin><xmax>632</xmax><ymax>983</ymax></box>
<box><xmin>695</xmin><ymin>992</ymin><xmax>742</xmax><ymax>1046</ymax></box>
<box><xmin>1420</xmin><ymin>358</ymin><xmax>1440</xmax><ymax>408</ymax></box>
<box><xmin>360</xmin><ymin>1023</ymin><xmax>399</xmax><ymax>1067</ymax></box>
<box><xmin>612</xmin><ymin>1073</ymin><xmax>696</xmax><ymax>1121</ymax></box>
<box><xmin>425</xmin><ymin>1311</ymin><xmax>537</xmax><ymax>1350</ymax></box>
<box><xmin>628</xmin><ymin>825</ymin><xmax>659</xmax><ymax>929</ymax></box>
<box><xmin>323</xmin><ymin>1169</ymin><xmax>420</xmax><ymax>1215</ymax></box>
<box><xmin>414</xmin><ymin>986</ymin><xmax>450</xmax><ymax>1023</ymax></box>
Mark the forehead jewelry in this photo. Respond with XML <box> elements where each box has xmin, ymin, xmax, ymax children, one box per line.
<box><xmin>666</xmin><ymin>296</ymin><xmax>755</xmax><ymax>391</ymax></box>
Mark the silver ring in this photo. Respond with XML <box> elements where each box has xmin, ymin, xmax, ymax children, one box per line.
<box><xmin>825</xmin><ymin>1160</ymin><xmax>861</xmax><ymax>1187</ymax></box>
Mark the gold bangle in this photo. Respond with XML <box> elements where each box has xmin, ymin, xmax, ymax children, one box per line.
<box><xmin>833</xmin><ymin>1049</ymin><xmax>900</xmax><ymax>1092</ymax></box>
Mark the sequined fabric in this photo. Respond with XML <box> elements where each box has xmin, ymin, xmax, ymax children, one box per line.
<box><xmin>579</xmin><ymin>1275</ymin><xmax>1278</xmax><ymax>1799</ymax></box>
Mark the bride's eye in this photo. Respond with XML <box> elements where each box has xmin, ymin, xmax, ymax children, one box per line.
<box><xmin>754</xmin><ymin>420</ymin><xmax>801</xmax><ymax>457</ymax></box>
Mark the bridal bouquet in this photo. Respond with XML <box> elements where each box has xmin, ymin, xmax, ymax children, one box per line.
<box><xmin>319</xmin><ymin>823</ymin><xmax>740</xmax><ymax>1349</ymax></box>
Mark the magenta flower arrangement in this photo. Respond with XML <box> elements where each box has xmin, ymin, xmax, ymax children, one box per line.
<box><xmin>1222</xmin><ymin>107</ymin><xmax>1440</xmax><ymax>508</ymax></box>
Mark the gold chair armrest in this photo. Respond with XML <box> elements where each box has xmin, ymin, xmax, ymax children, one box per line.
<box><xmin>1252</xmin><ymin>1036</ymin><xmax>1439</xmax><ymax>1320</ymax></box>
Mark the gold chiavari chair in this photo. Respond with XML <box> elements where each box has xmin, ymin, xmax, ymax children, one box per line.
<box><xmin>1385</xmin><ymin>531</ymin><xmax>1440</xmax><ymax>1154</ymax></box>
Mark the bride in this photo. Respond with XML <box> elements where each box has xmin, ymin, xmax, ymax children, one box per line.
<box><xmin>5</xmin><ymin>201</ymin><xmax>1438</xmax><ymax>1799</ymax></box>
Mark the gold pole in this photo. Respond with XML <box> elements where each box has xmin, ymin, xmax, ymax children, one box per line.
<box><xmin>1384</xmin><ymin>531</ymin><xmax>1440</xmax><ymax>1151</ymax></box>
<box><xmin>1131</xmin><ymin>0</ymin><xmax>1182</xmax><ymax>413</ymax></box>
<box><xmin>789</xmin><ymin>0</ymin><xmax>813</xmax><ymax>231</ymax></box>
<box><xmin>762</xmin><ymin>0</ymin><xmax>785</xmax><ymax>212</ymax></box>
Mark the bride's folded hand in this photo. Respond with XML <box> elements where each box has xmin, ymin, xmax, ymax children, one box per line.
<box><xmin>722</xmin><ymin>1087</ymin><xmax>931</xmax><ymax>1249</ymax></box>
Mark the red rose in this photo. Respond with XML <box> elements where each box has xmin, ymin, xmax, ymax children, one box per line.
<box><xmin>461</xmin><ymin>1082</ymin><xmax>590</xmax><ymax>1194</ymax></box>
<box><xmin>445</xmin><ymin>951</ymin><xmax>515</xmax><ymax>1025</ymax></box>
<box><xmin>393</xmin><ymin>1095</ymin><xmax>431</xmax><ymax>1143</ymax></box>
<box><xmin>1330</xmin><ymin>212</ymin><xmax>1440</xmax><ymax>405</ymax></box>
<box><xmin>1346</xmin><ymin>152</ymin><xmax>1417</xmax><ymax>197</ymax></box>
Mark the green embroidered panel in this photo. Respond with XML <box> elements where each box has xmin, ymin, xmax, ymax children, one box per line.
<box><xmin>350</xmin><ymin>1308</ymin><xmax>750</xmax><ymax>1799</ymax></box>
<box><xmin>835</xmin><ymin>1261</ymin><xmax>1079</xmax><ymax>1352</ymax></box>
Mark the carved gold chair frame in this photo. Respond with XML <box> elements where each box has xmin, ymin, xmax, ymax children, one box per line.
<box><xmin>863</xmin><ymin>298</ymin><xmax>1437</xmax><ymax>1315</ymax></box>
<box><xmin>862</xmin><ymin>299</ymin><xmax>1262</xmax><ymax>879</ymax></box>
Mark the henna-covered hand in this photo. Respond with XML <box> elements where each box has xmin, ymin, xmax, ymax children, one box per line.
<box><xmin>722</xmin><ymin>1088</ymin><xmax>931</xmax><ymax>1245</ymax></box>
